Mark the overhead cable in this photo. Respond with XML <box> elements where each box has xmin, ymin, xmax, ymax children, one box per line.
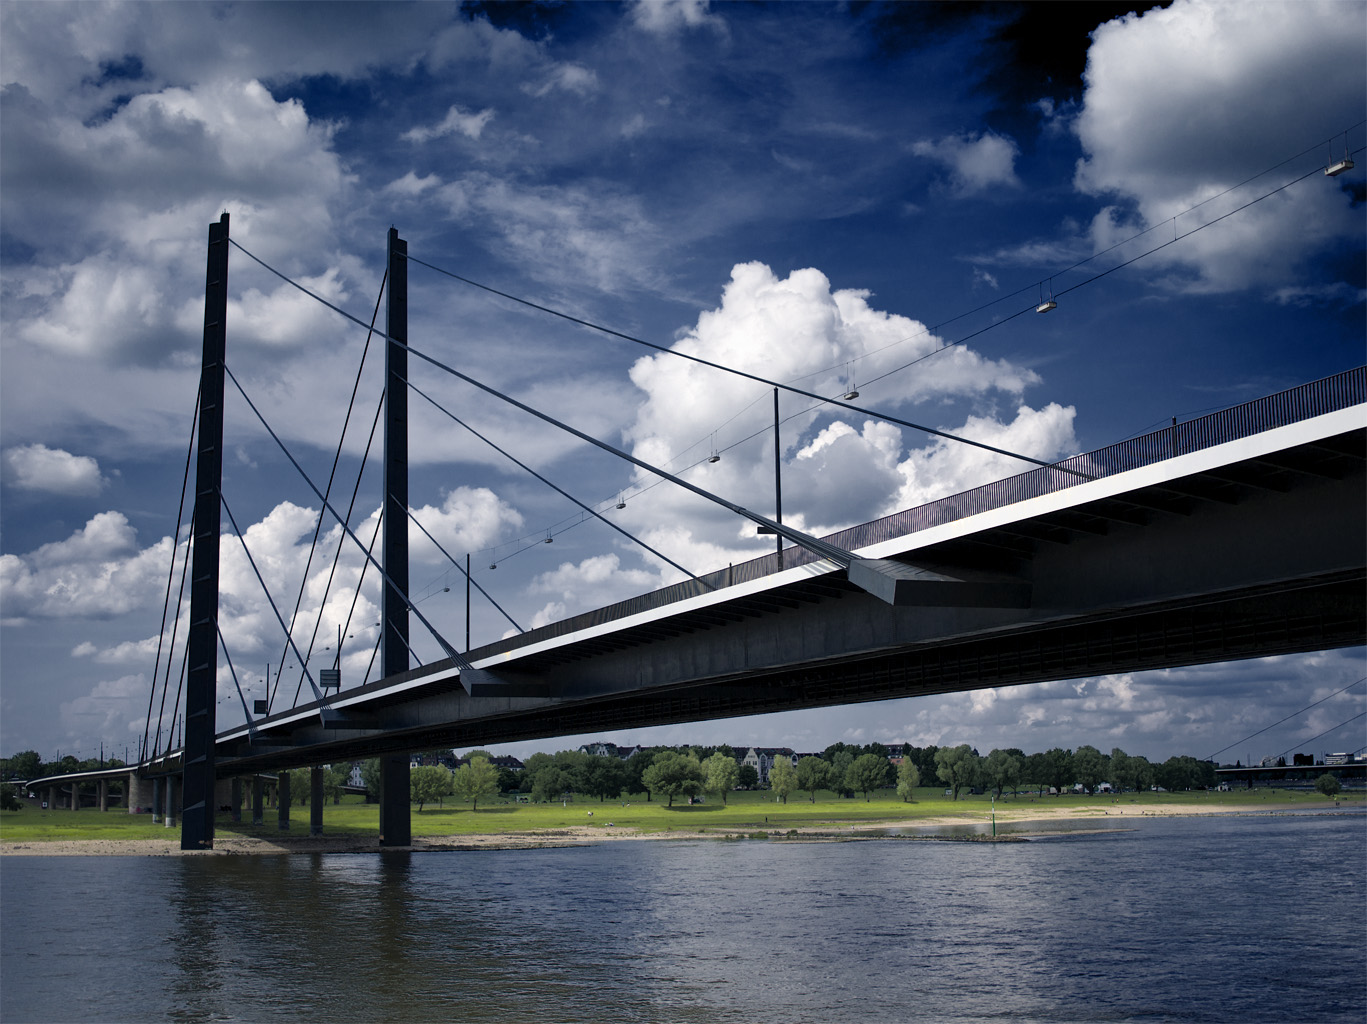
<box><xmin>408</xmin><ymin>379</ymin><xmax>710</xmax><ymax>591</ymax></box>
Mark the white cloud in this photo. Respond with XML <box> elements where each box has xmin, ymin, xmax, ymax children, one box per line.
<box><xmin>408</xmin><ymin>487</ymin><xmax>525</xmax><ymax>565</ymax></box>
<box><xmin>522</xmin><ymin>63</ymin><xmax>599</xmax><ymax>98</ymax></box>
<box><xmin>402</xmin><ymin>105</ymin><xmax>496</xmax><ymax>143</ymax></box>
<box><xmin>528</xmin><ymin>552</ymin><xmax>663</xmax><ymax>625</ymax></box>
<box><xmin>2</xmin><ymin>443</ymin><xmax>106</xmax><ymax>495</ymax></box>
<box><xmin>0</xmin><ymin>513</ymin><xmax>172</xmax><ymax>621</ymax></box>
<box><xmin>629</xmin><ymin>1</ymin><xmax>726</xmax><ymax>36</ymax></box>
<box><xmin>614</xmin><ymin>261</ymin><xmax>1054</xmax><ymax>572</ymax></box>
<box><xmin>1073</xmin><ymin>0</ymin><xmax>1364</xmax><ymax>293</ymax></box>
<box><xmin>912</xmin><ymin>131</ymin><xmax>1021</xmax><ymax>196</ymax></box>
<box><xmin>890</xmin><ymin>403</ymin><xmax>1078</xmax><ymax>510</ymax></box>
<box><xmin>59</xmin><ymin>673</ymin><xmax>150</xmax><ymax>746</ymax></box>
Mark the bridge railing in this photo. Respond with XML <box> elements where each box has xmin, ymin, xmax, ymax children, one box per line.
<box><xmin>471</xmin><ymin>366</ymin><xmax>1364</xmax><ymax>658</ymax></box>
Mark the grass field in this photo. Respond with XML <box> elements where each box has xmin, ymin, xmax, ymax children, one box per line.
<box><xmin>2</xmin><ymin>785</ymin><xmax>1358</xmax><ymax>843</ymax></box>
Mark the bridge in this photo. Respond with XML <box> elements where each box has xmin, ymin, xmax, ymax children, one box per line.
<box><xmin>20</xmin><ymin>219</ymin><xmax>1365</xmax><ymax>850</ymax></box>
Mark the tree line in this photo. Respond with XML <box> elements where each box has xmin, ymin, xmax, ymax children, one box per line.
<box><xmin>345</xmin><ymin>742</ymin><xmax>1221</xmax><ymax>810</ymax></box>
<box><xmin>0</xmin><ymin>742</ymin><xmax>1225</xmax><ymax>812</ymax></box>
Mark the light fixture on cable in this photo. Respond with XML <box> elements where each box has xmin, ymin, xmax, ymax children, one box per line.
<box><xmin>1326</xmin><ymin>134</ymin><xmax>1354</xmax><ymax>176</ymax></box>
<box><xmin>842</xmin><ymin>362</ymin><xmax>860</xmax><ymax>401</ymax></box>
<box><xmin>1036</xmin><ymin>278</ymin><xmax>1057</xmax><ymax>313</ymax></box>
<box><xmin>708</xmin><ymin>432</ymin><xmax>721</xmax><ymax>463</ymax></box>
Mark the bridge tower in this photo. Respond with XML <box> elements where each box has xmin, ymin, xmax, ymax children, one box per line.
<box><xmin>379</xmin><ymin>228</ymin><xmax>412</xmax><ymax>846</ymax></box>
<box><xmin>182</xmin><ymin>213</ymin><xmax>230</xmax><ymax>850</ymax></box>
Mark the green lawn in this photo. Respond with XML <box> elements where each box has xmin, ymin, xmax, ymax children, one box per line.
<box><xmin>3</xmin><ymin>785</ymin><xmax>1358</xmax><ymax>843</ymax></box>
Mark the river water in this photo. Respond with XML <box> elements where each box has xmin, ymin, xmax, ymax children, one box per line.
<box><xmin>2</xmin><ymin>810</ymin><xmax>1363</xmax><ymax>1023</ymax></box>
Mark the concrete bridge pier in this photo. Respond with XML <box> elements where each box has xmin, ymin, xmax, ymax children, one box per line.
<box><xmin>310</xmin><ymin>766</ymin><xmax>323</xmax><ymax>837</ymax></box>
<box><xmin>46</xmin><ymin>785</ymin><xmax>57</xmax><ymax>811</ymax></box>
<box><xmin>163</xmin><ymin>776</ymin><xmax>177</xmax><ymax>828</ymax></box>
<box><xmin>98</xmin><ymin>779</ymin><xmax>108</xmax><ymax>812</ymax></box>
<box><xmin>151</xmin><ymin>778</ymin><xmax>163</xmax><ymax>823</ymax></box>
<box><xmin>230</xmin><ymin>778</ymin><xmax>242</xmax><ymax>822</ymax></box>
<box><xmin>128</xmin><ymin>774</ymin><xmax>153</xmax><ymax>814</ymax></box>
<box><xmin>278</xmin><ymin>771</ymin><xmax>291</xmax><ymax>831</ymax></box>
<box><xmin>69</xmin><ymin>782</ymin><xmax>79</xmax><ymax>811</ymax></box>
<box><xmin>252</xmin><ymin>777</ymin><xmax>264</xmax><ymax>826</ymax></box>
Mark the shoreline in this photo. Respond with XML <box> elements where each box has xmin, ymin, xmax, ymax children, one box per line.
<box><xmin>2</xmin><ymin>802</ymin><xmax>1354</xmax><ymax>857</ymax></box>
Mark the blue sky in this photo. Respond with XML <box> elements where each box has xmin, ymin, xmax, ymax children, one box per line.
<box><xmin>1</xmin><ymin>0</ymin><xmax>1363</xmax><ymax>766</ymax></box>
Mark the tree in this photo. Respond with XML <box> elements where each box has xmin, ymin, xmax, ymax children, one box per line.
<box><xmin>584</xmin><ymin>755</ymin><xmax>629</xmax><ymax>802</ymax></box>
<box><xmin>737</xmin><ymin>763</ymin><xmax>759</xmax><ymax>789</ymax></box>
<box><xmin>323</xmin><ymin>764</ymin><xmax>350</xmax><ymax>804</ymax></box>
<box><xmin>531</xmin><ymin>765</ymin><xmax>573</xmax><ymax>803</ymax></box>
<box><xmin>768</xmin><ymin>753</ymin><xmax>797</xmax><ymax>804</ymax></box>
<box><xmin>828</xmin><ymin>749</ymin><xmax>855</xmax><ymax>798</ymax></box>
<box><xmin>452</xmin><ymin>755</ymin><xmax>500</xmax><ymax>810</ymax></box>
<box><xmin>934</xmin><ymin>744</ymin><xmax>979</xmax><ymax>800</ymax></box>
<box><xmin>702</xmin><ymin>752</ymin><xmax>739</xmax><ymax>804</ymax></box>
<box><xmin>410</xmin><ymin>765</ymin><xmax>453</xmax><ymax>811</ymax></box>
<box><xmin>0</xmin><ymin>783</ymin><xmax>22</xmax><ymax>811</ymax></box>
<box><xmin>1023</xmin><ymin>752</ymin><xmax>1051</xmax><ymax>796</ymax></box>
<box><xmin>982</xmin><ymin>749</ymin><xmax>1022</xmax><ymax>798</ymax></box>
<box><xmin>623</xmin><ymin>749</ymin><xmax>657</xmax><ymax>799</ymax></box>
<box><xmin>1043</xmin><ymin>747</ymin><xmax>1075</xmax><ymax>793</ymax></box>
<box><xmin>896</xmin><ymin>758</ymin><xmax>921</xmax><ymax>802</ymax></box>
<box><xmin>845</xmin><ymin>753</ymin><xmax>890</xmax><ymax>801</ymax></box>
<box><xmin>795</xmin><ymin>756</ymin><xmax>832</xmax><ymax>803</ymax></box>
<box><xmin>3</xmin><ymin>750</ymin><xmax>42</xmax><ymax>780</ymax></box>
<box><xmin>1314</xmin><ymin>773</ymin><xmax>1341</xmax><ymax>798</ymax></box>
<box><xmin>360</xmin><ymin>758</ymin><xmax>382</xmax><ymax>800</ymax></box>
<box><xmin>640</xmin><ymin>752</ymin><xmax>704</xmax><ymax>806</ymax></box>
<box><xmin>1073</xmin><ymin>745</ymin><xmax>1107</xmax><ymax>794</ymax></box>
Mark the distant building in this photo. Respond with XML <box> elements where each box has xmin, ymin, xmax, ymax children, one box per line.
<box><xmin>742</xmin><ymin>747</ymin><xmax>798</xmax><ymax>785</ymax></box>
<box><xmin>577</xmin><ymin>742</ymin><xmax>643</xmax><ymax>760</ymax></box>
<box><xmin>1324</xmin><ymin>752</ymin><xmax>1350</xmax><ymax>766</ymax></box>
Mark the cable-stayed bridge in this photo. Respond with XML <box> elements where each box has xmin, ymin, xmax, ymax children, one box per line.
<box><xmin>25</xmin><ymin>219</ymin><xmax>1364</xmax><ymax>850</ymax></box>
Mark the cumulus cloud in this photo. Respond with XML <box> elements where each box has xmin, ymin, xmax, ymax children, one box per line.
<box><xmin>612</xmin><ymin>261</ymin><xmax>1055</xmax><ymax>575</ymax></box>
<box><xmin>2</xmin><ymin>443</ymin><xmax>106</xmax><ymax>495</ymax></box>
<box><xmin>629</xmin><ymin>0</ymin><xmax>726</xmax><ymax>36</ymax></box>
<box><xmin>912</xmin><ymin>131</ymin><xmax>1021</xmax><ymax>196</ymax></box>
<box><xmin>1073</xmin><ymin>0</ymin><xmax>1365</xmax><ymax>293</ymax></box>
<box><xmin>408</xmin><ymin>487</ymin><xmax>525</xmax><ymax>565</ymax></box>
<box><xmin>528</xmin><ymin>552</ymin><xmax>663</xmax><ymax>627</ymax></box>
<box><xmin>0</xmin><ymin>512</ymin><xmax>172</xmax><ymax>621</ymax></box>
<box><xmin>402</xmin><ymin>105</ymin><xmax>495</xmax><ymax>143</ymax></box>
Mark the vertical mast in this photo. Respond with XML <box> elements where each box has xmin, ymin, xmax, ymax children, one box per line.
<box><xmin>379</xmin><ymin>227</ymin><xmax>412</xmax><ymax>847</ymax></box>
<box><xmin>182</xmin><ymin>213</ymin><xmax>229</xmax><ymax>851</ymax></box>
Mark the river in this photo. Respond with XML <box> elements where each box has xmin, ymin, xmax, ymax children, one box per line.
<box><xmin>2</xmin><ymin>809</ymin><xmax>1363</xmax><ymax>1023</ymax></box>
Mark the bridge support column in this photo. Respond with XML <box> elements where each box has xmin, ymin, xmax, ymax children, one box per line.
<box><xmin>98</xmin><ymin>780</ymin><xmax>108</xmax><ymax>812</ymax></box>
<box><xmin>230</xmin><ymin>778</ymin><xmax>242</xmax><ymax>822</ymax></box>
<box><xmin>70</xmin><ymin>783</ymin><xmax>79</xmax><ymax>811</ymax></box>
<box><xmin>380</xmin><ymin>755</ymin><xmax>410</xmax><ymax>847</ymax></box>
<box><xmin>46</xmin><ymin>786</ymin><xmax>57</xmax><ymax>811</ymax></box>
<box><xmin>252</xmin><ymin>777</ymin><xmax>264</xmax><ymax>826</ymax></box>
<box><xmin>164</xmin><ymin>776</ymin><xmax>177</xmax><ymax>828</ymax></box>
<box><xmin>310</xmin><ymin>767</ymin><xmax>324</xmax><ymax>837</ymax></box>
<box><xmin>151</xmin><ymin>778</ymin><xmax>162</xmax><ymax>823</ymax></box>
<box><xmin>128</xmin><ymin>774</ymin><xmax>152</xmax><ymax>814</ymax></box>
<box><xmin>278</xmin><ymin>771</ymin><xmax>291</xmax><ymax>831</ymax></box>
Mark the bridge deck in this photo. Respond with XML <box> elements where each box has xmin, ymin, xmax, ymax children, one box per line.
<box><xmin>205</xmin><ymin>368</ymin><xmax>1365</xmax><ymax>768</ymax></box>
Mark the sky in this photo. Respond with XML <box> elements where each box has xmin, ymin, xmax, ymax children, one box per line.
<box><xmin>1</xmin><ymin>0</ymin><xmax>1364</xmax><ymax>768</ymax></box>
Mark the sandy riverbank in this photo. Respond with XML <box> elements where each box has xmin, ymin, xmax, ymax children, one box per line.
<box><xmin>4</xmin><ymin>801</ymin><xmax>1344</xmax><ymax>856</ymax></box>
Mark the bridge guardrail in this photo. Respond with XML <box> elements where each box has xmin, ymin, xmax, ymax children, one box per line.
<box><xmin>473</xmin><ymin>366</ymin><xmax>1364</xmax><ymax>656</ymax></box>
